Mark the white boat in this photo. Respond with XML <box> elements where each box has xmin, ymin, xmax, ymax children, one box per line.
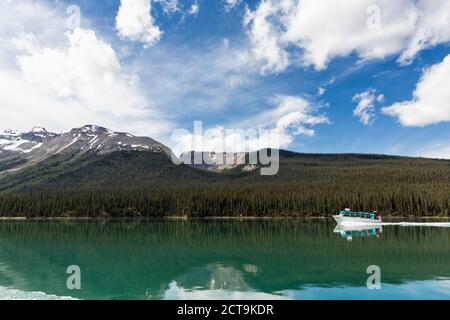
<box><xmin>333</xmin><ymin>208</ymin><xmax>382</xmax><ymax>226</ymax></box>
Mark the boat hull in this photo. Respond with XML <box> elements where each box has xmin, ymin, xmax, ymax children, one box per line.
<box><xmin>333</xmin><ymin>215</ymin><xmax>382</xmax><ymax>226</ymax></box>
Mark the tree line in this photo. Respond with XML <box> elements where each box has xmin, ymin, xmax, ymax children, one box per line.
<box><xmin>0</xmin><ymin>152</ymin><xmax>449</xmax><ymax>217</ymax></box>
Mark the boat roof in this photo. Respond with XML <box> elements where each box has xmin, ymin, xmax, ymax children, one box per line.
<box><xmin>340</xmin><ymin>209</ymin><xmax>376</xmax><ymax>214</ymax></box>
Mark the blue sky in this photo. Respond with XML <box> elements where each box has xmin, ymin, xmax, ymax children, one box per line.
<box><xmin>1</xmin><ymin>0</ymin><xmax>450</xmax><ymax>157</ymax></box>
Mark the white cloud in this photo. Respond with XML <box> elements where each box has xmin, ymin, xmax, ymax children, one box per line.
<box><xmin>171</xmin><ymin>125</ymin><xmax>283</xmax><ymax>155</ymax></box>
<box><xmin>153</xmin><ymin>0</ymin><xmax>200</xmax><ymax>19</ymax></box>
<box><xmin>224</xmin><ymin>0</ymin><xmax>241</xmax><ymax>12</ymax></box>
<box><xmin>419</xmin><ymin>143</ymin><xmax>450</xmax><ymax>160</ymax></box>
<box><xmin>382</xmin><ymin>54</ymin><xmax>450</xmax><ymax>127</ymax></box>
<box><xmin>116</xmin><ymin>0</ymin><xmax>162</xmax><ymax>47</ymax></box>
<box><xmin>171</xmin><ymin>95</ymin><xmax>329</xmax><ymax>154</ymax></box>
<box><xmin>317</xmin><ymin>87</ymin><xmax>326</xmax><ymax>96</ymax></box>
<box><xmin>244</xmin><ymin>0</ymin><xmax>450</xmax><ymax>72</ymax></box>
<box><xmin>0</xmin><ymin>1</ymin><xmax>172</xmax><ymax>139</ymax></box>
<box><xmin>134</xmin><ymin>38</ymin><xmax>260</xmax><ymax>114</ymax></box>
<box><xmin>352</xmin><ymin>88</ymin><xmax>384</xmax><ymax>125</ymax></box>
<box><xmin>399</xmin><ymin>1</ymin><xmax>450</xmax><ymax>64</ymax></box>
<box><xmin>17</xmin><ymin>29</ymin><xmax>121</xmax><ymax>99</ymax></box>
<box><xmin>243</xmin><ymin>1</ymin><xmax>289</xmax><ymax>74</ymax></box>
<box><xmin>0</xmin><ymin>0</ymin><xmax>66</xmax><ymax>69</ymax></box>
<box><xmin>155</xmin><ymin>0</ymin><xmax>179</xmax><ymax>14</ymax></box>
<box><xmin>188</xmin><ymin>1</ymin><xmax>199</xmax><ymax>16</ymax></box>
<box><xmin>247</xmin><ymin>95</ymin><xmax>329</xmax><ymax>140</ymax></box>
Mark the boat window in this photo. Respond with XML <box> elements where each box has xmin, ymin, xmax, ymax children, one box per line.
<box><xmin>340</xmin><ymin>211</ymin><xmax>378</xmax><ymax>219</ymax></box>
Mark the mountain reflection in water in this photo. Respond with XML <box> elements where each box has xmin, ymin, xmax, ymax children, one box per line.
<box><xmin>0</xmin><ymin>220</ymin><xmax>449</xmax><ymax>299</ymax></box>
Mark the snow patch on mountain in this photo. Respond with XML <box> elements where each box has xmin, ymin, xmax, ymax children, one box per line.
<box><xmin>0</xmin><ymin>125</ymin><xmax>173</xmax><ymax>174</ymax></box>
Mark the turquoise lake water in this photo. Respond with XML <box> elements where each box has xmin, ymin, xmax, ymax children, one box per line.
<box><xmin>0</xmin><ymin>220</ymin><xmax>449</xmax><ymax>300</ymax></box>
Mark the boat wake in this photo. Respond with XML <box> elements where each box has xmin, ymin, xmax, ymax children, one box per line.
<box><xmin>381</xmin><ymin>222</ymin><xmax>450</xmax><ymax>227</ymax></box>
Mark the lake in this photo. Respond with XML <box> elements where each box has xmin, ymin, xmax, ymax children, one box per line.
<box><xmin>0</xmin><ymin>220</ymin><xmax>449</xmax><ymax>300</ymax></box>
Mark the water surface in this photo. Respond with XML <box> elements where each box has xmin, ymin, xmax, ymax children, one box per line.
<box><xmin>0</xmin><ymin>220</ymin><xmax>449</xmax><ymax>299</ymax></box>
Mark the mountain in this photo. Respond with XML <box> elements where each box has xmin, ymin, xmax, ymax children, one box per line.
<box><xmin>0</xmin><ymin>125</ymin><xmax>449</xmax><ymax>217</ymax></box>
<box><xmin>0</xmin><ymin>125</ymin><xmax>252</xmax><ymax>192</ymax></box>
<box><xmin>0</xmin><ymin>125</ymin><xmax>268</xmax><ymax>191</ymax></box>
<box><xmin>0</xmin><ymin>125</ymin><xmax>172</xmax><ymax>174</ymax></box>
<box><xmin>180</xmin><ymin>151</ymin><xmax>258</xmax><ymax>172</ymax></box>
<box><xmin>0</xmin><ymin>127</ymin><xmax>55</xmax><ymax>160</ymax></box>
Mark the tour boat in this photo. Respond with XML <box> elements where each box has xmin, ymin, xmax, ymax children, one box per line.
<box><xmin>333</xmin><ymin>208</ymin><xmax>382</xmax><ymax>226</ymax></box>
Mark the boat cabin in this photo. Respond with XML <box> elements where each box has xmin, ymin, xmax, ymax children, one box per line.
<box><xmin>339</xmin><ymin>208</ymin><xmax>377</xmax><ymax>220</ymax></box>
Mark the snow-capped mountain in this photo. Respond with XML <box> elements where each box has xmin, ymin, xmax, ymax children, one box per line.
<box><xmin>0</xmin><ymin>125</ymin><xmax>172</xmax><ymax>173</ymax></box>
<box><xmin>45</xmin><ymin>125</ymin><xmax>171</xmax><ymax>156</ymax></box>
<box><xmin>0</xmin><ymin>127</ymin><xmax>56</xmax><ymax>160</ymax></box>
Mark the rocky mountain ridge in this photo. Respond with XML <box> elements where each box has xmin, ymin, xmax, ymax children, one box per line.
<box><xmin>0</xmin><ymin>125</ymin><xmax>172</xmax><ymax>173</ymax></box>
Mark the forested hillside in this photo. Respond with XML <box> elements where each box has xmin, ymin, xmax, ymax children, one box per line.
<box><xmin>0</xmin><ymin>150</ymin><xmax>449</xmax><ymax>217</ymax></box>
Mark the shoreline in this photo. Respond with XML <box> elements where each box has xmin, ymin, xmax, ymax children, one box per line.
<box><xmin>0</xmin><ymin>215</ymin><xmax>449</xmax><ymax>221</ymax></box>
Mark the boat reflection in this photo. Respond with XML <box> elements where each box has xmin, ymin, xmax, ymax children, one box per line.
<box><xmin>333</xmin><ymin>225</ymin><xmax>382</xmax><ymax>241</ymax></box>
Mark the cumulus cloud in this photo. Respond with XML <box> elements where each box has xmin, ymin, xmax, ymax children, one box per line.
<box><xmin>247</xmin><ymin>95</ymin><xmax>329</xmax><ymax>140</ymax></box>
<box><xmin>353</xmin><ymin>89</ymin><xmax>384</xmax><ymax>125</ymax></box>
<box><xmin>382</xmin><ymin>54</ymin><xmax>450</xmax><ymax>127</ymax></box>
<box><xmin>116</xmin><ymin>0</ymin><xmax>162</xmax><ymax>47</ymax></box>
<box><xmin>0</xmin><ymin>1</ymin><xmax>171</xmax><ymax>138</ymax></box>
<box><xmin>171</xmin><ymin>125</ymin><xmax>284</xmax><ymax>156</ymax></box>
<box><xmin>244</xmin><ymin>0</ymin><xmax>450</xmax><ymax>73</ymax></box>
<box><xmin>171</xmin><ymin>95</ymin><xmax>329</xmax><ymax>155</ymax></box>
<box><xmin>399</xmin><ymin>1</ymin><xmax>450</xmax><ymax>64</ymax></box>
<box><xmin>0</xmin><ymin>0</ymin><xmax>66</xmax><ymax>69</ymax></box>
<box><xmin>17</xmin><ymin>29</ymin><xmax>121</xmax><ymax>99</ymax></box>
<box><xmin>243</xmin><ymin>1</ymin><xmax>289</xmax><ymax>74</ymax></box>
